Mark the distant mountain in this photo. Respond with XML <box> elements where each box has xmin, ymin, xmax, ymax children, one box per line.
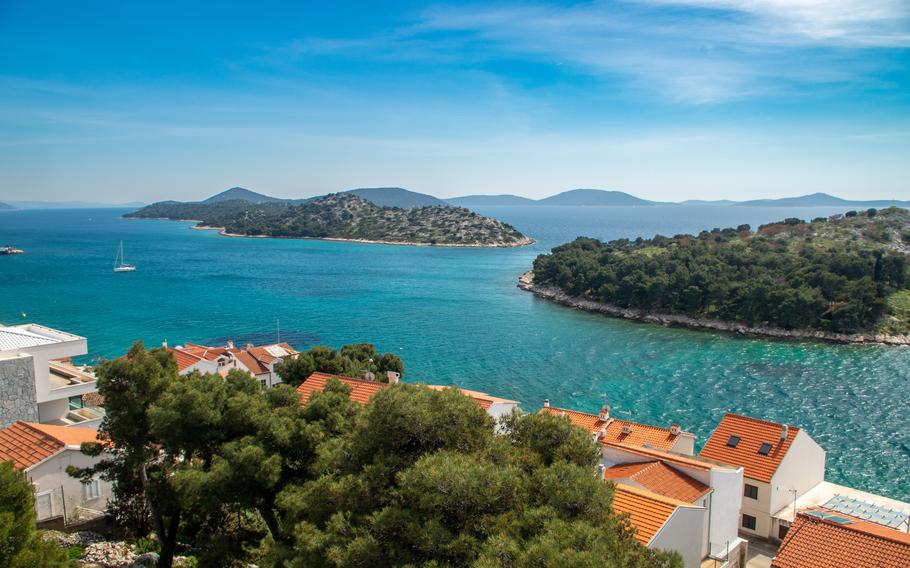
<box><xmin>735</xmin><ymin>192</ymin><xmax>910</xmax><ymax>208</ymax></box>
<box><xmin>6</xmin><ymin>200</ymin><xmax>146</xmax><ymax>209</ymax></box>
<box><xmin>447</xmin><ymin>194</ymin><xmax>537</xmax><ymax>206</ymax></box>
<box><xmin>202</xmin><ymin>187</ymin><xmax>284</xmax><ymax>204</ymax></box>
<box><xmin>342</xmin><ymin>187</ymin><xmax>448</xmax><ymax>208</ymax></box>
<box><xmin>538</xmin><ymin>189</ymin><xmax>656</xmax><ymax>206</ymax></box>
<box><xmin>0</xmin><ymin>201</ymin><xmax>15</xmax><ymax>210</ymax></box>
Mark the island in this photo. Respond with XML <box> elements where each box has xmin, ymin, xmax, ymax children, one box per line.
<box><xmin>521</xmin><ymin>208</ymin><xmax>910</xmax><ymax>344</ymax></box>
<box><xmin>126</xmin><ymin>192</ymin><xmax>533</xmax><ymax>247</ymax></box>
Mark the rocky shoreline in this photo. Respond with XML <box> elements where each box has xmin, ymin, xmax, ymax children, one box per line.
<box><xmin>193</xmin><ymin>224</ymin><xmax>535</xmax><ymax>248</ymax></box>
<box><xmin>518</xmin><ymin>271</ymin><xmax>910</xmax><ymax>346</ymax></box>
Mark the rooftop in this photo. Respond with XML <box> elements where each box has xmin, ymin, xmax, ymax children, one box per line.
<box><xmin>772</xmin><ymin>509</ymin><xmax>910</xmax><ymax>568</ymax></box>
<box><xmin>611</xmin><ymin>483</ymin><xmax>689</xmax><ymax>545</ymax></box>
<box><xmin>0</xmin><ymin>323</ymin><xmax>83</xmax><ymax>352</ymax></box>
<box><xmin>699</xmin><ymin>413</ymin><xmax>799</xmax><ymax>482</ymax></box>
<box><xmin>541</xmin><ymin>406</ymin><xmax>688</xmax><ymax>452</ymax></box>
<box><xmin>603</xmin><ymin>461</ymin><xmax>711</xmax><ymax>503</ymax></box>
<box><xmin>297</xmin><ymin>372</ymin><xmax>388</xmax><ymax>405</ymax></box>
<box><xmin>426</xmin><ymin>385</ymin><xmax>518</xmax><ymax>409</ymax></box>
<box><xmin>773</xmin><ymin>481</ymin><xmax>910</xmax><ymax>529</ymax></box>
<box><xmin>0</xmin><ymin>421</ymin><xmax>100</xmax><ymax>470</ymax></box>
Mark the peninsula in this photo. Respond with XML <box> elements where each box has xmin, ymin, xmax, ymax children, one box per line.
<box><xmin>521</xmin><ymin>208</ymin><xmax>910</xmax><ymax>344</ymax></box>
<box><xmin>126</xmin><ymin>192</ymin><xmax>532</xmax><ymax>247</ymax></box>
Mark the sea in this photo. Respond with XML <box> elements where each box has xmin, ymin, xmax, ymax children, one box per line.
<box><xmin>2</xmin><ymin>204</ymin><xmax>908</xmax><ymax>500</ymax></box>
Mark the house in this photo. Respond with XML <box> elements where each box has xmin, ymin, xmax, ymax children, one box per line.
<box><xmin>540</xmin><ymin>403</ymin><xmax>696</xmax><ymax>455</ymax></box>
<box><xmin>612</xmin><ymin>484</ymin><xmax>709</xmax><ymax>568</ymax></box>
<box><xmin>544</xmin><ymin>402</ymin><xmax>747</xmax><ymax>565</ymax></box>
<box><xmin>296</xmin><ymin>371</ymin><xmax>521</xmax><ymax>418</ymax></box>
<box><xmin>0</xmin><ymin>323</ymin><xmax>104</xmax><ymax>429</ymax></box>
<box><xmin>0</xmin><ymin>421</ymin><xmax>110</xmax><ymax>522</ymax></box>
<box><xmin>699</xmin><ymin>413</ymin><xmax>825</xmax><ymax>541</ymax></box>
<box><xmin>772</xmin><ymin>508</ymin><xmax>910</xmax><ymax>568</ymax></box>
<box><xmin>164</xmin><ymin>340</ymin><xmax>299</xmax><ymax>387</ymax></box>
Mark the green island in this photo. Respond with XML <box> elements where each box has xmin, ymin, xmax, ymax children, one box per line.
<box><xmin>524</xmin><ymin>207</ymin><xmax>910</xmax><ymax>343</ymax></box>
<box><xmin>126</xmin><ymin>193</ymin><xmax>532</xmax><ymax>247</ymax></box>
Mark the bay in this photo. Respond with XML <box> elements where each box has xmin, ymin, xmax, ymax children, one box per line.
<box><xmin>1</xmin><ymin>204</ymin><xmax>907</xmax><ymax>500</ymax></box>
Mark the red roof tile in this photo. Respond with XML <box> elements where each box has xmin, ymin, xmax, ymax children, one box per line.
<box><xmin>0</xmin><ymin>422</ymin><xmax>100</xmax><ymax>470</ymax></box>
<box><xmin>611</xmin><ymin>483</ymin><xmax>686</xmax><ymax>545</ymax></box>
<box><xmin>297</xmin><ymin>372</ymin><xmax>388</xmax><ymax>405</ymax></box>
<box><xmin>772</xmin><ymin>510</ymin><xmax>910</xmax><ymax>568</ymax></box>
<box><xmin>541</xmin><ymin>406</ymin><xmax>684</xmax><ymax>452</ymax></box>
<box><xmin>603</xmin><ymin>461</ymin><xmax>711</xmax><ymax>503</ymax></box>
<box><xmin>699</xmin><ymin>413</ymin><xmax>798</xmax><ymax>483</ymax></box>
<box><xmin>165</xmin><ymin>347</ymin><xmax>204</xmax><ymax>372</ymax></box>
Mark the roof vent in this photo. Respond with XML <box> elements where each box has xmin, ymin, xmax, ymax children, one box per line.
<box><xmin>386</xmin><ymin>371</ymin><xmax>400</xmax><ymax>384</ymax></box>
<box><xmin>598</xmin><ymin>427</ymin><xmax>607</xmax><ymax>440</ymax></box>
<box><xmin>597</xmin><ymin>464</ymin><xmax>606</xmax><ymax>480</ymax></box>
<box><xmin>780</xmin><ymin>424</ymin><xmax>789</xmax><ymax>441</ymax></box>
<box><xmin>543</xmin><ymin>399</ymin><xmax>550</xmax><ymax>408</ymax></box>
<box><xmin>364</xmin><ymin>371</ymin><xmax>375</xmax><ymax>382</ymax></box>
<box><xmin>226</xmin><ymin>340</ymin><xmax>235</xmax><ymax>350</ymax></box>
<box><xmin>670</xmin><ymin>424</ymin><xmax>681</xmax><ymax>436</ymax></box>
<box><xmin>598</xmin><ymin>405</ymin><xmax>610</xmax><ymax>422</ymax></box>
<box><xmin>161</xmin><ymin>339</ymin><xmax>168</xmax><ymax>348</ymax></box>
<box><xmin>622</xmin><ymin>424</ymin><xmax>633</xmax><ymax>435</ymax></box>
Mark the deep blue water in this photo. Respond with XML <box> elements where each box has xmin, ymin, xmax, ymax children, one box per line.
<box><xmin>1</xmin><ymin>205</ymin><xmax>908</xmax><ymax>500</ymax></box>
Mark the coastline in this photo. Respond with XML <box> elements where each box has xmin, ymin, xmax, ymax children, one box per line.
<box><xmin>517</xmin><ymin>271</ymin><xmax>910</xmax><ymax>346</ymax></box>
<box><xmin>191</xmin><ymin>224</ymin><xmax>535</xmax><ymax>248</ymax></box>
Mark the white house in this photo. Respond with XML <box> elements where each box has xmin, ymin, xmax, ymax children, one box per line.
<box><xmin>165</xmin><ymin>341</ymin><xmax>299</xmax><ymax>388</ymax></box>
<box><xmin>0</xmin><ymin>421</ymin><xmax>110</xmax><ymax>522</ymax></box>
<box><xmin>699</xmin><ymin>413</ymin><xmax>826</xmax><ymax>542</ymax></box>
<box><xmin>0</xmin><ymin>323</ymin><xmax>104</xmax><ymax>429</ymax></box>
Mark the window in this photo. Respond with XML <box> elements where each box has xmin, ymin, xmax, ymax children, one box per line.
<box><xmin>83</xmin><ymin>479</ymin><xmax>101</xmax><ymax>501</ymax></box>
<box><xmin>726</xmin><ymin>435</ymin><xmax>741</xmax><ymax>448</ymax></box>
<box><xmin>742</xmin><ymin>514</ymin><xmax>757</xmax><ymax>530</ymax></box>
<box><xmin>758</xmin><ymin>442</ymin><xmax>773</xmax><ymax>455</ymax></box>
<box><xmin>68</xmin><ymin>395</ymin><xmax>84</xmax><ymax>411</ymax></box>
<box><xmin>744</xmin><ymin>484</ymin><xmax>759</xmax><ymax>499</ymax></box>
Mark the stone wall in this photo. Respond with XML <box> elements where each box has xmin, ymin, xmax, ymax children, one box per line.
<box><xmin>0</xmin><ymin>355</ymin><xmax>38</xmax><ymax>428</ymax></box>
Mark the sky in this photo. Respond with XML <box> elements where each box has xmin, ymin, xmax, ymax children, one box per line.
<box><xmin>1</xmin><ymin>0</ymin><xmax>909</xmax><ymax>203</ymax></box>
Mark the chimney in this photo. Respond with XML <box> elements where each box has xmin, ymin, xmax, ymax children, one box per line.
<box><xmin>162</xmin><ymin>339</ymin><xmax>168</xmax><ymax>348</ymax></box>
<box><xmin>598</xmin><ymin>427</ymin><xmax>607</xmax><ymax>440</ymax></box>
<box><xmin>543</xmin><ymin>399</ymin><xmax>550</xmax><ymax>408</ymax></box>
<box><xmin>227</xmin><ymin>340</ymin><xmax>234</xmax><ymax>350</ymax></box>
<box><xmin>386</xmin><ymin>371</ymin><xmax>400</xmax><ymax>384</ymax></box>
<box><xmin>622</xmin><ymin>424</ymin><xmax>633</xmax><ymax>435</ymax></box>
<box><xmin>670</xmin><ymin>424</ymin><xmax>681</xmax><ymax>436</ymax></box>
<box><xmin>598</xmin><ymin>404</ymin><xmax>610</xmax><ymax>422</ymax></box>
<box><xmin>780</xmin><ymin>424</ymin><xmax>789</xmax><ymax>441</ymax></box>
<box><xmin>597</xmin><ymin>464</ymin><xmax>606</xmax><ymax>480</ymax></box>
<box><xmin>364</xmin><ymin>371</ymin><xmax>376</xmax><ymax>382</ymax></box>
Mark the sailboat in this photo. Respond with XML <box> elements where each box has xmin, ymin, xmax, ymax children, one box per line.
<box><xmin>113</xmin><ymin>241</ymin><xmax>136</xmax><ymax>272</ymax></box>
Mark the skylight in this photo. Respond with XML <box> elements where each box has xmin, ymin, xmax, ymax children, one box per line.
<box><xmin>726</xmin><ymin>435</ymin><xmax>740</xmax><ymax>448</ymax></box>
<box><xmin>758</xmin><ymin>442</ymin><xmax>773</xmax><ymax>455</ymax></box>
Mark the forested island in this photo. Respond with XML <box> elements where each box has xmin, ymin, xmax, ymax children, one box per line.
<box><xmin>126</xmin><ymin>193</ymin><xmax>532</xmax><ymax>247</ymax></box>
<box><xmin>523</xmin><ymin>208</ymin><xmax>910</xmax><ymax>343</ymax></box>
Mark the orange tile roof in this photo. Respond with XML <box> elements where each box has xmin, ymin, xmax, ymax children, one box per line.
<box><xmin>772</xmin><ymin>510</ymin><xmax>910</xmax><ymax>568</ymax></box>
<box><xmin>699</xmin><ymin>413</ymin><xmax>798</xmax><ymax>483</ymax></box>
<box><xmin>0</xmin><ymin>422</ymin><xmax>100</xmax><ymax>470</ymax></box>
<box><xmin>603</xmin><ymin>461</ymin><xmax>711</xmax><ymax>503</ymax></box>
<box><xmin>297</xmin><ymin>372</ymin><xmax>388</xmax><ymax>405</ymax></box>
<box><xmin>426</xmin><ymin>385</ymin><xmax>518</xmax><ymax>410</ymax></box>
<box><xmin>611</xmin><ymin>483</ymin><xmax>686</xmax><ymax>545</ymax></box>
<box><xmin>165</xmin><ymin>347</ymin><xmax>204</xmax><ymax>372</ymax></box>
<box><xmin>541</xmin><ymin>406</ymin><xmax>683</xmax><ymax>452</ymax></box>
<box><xmin>234</xmin><ymin>351</ymin><xmax>269</xmax><ymax>376</ymax></box>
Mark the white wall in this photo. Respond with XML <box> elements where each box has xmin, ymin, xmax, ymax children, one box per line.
<box><xmin>670</xmin><ymin>433</ymin><xmax>696</xmax><ymax>456</ymax></box>
<box><xmin>769</xmin><ymin>430</ymin><xmax>825</xmax><ymax>515</ymax></box>
<box><xmin>650</xmin><ymin>505</ymin><xmax>708</xmax><ymax>568</ymax></box>
<box><xmin>26</xmin><ymin>448</ymin><xmax>111</xmax><ymax>521</ymax></box>
<box><xmin>37</xmin><ymin>398</ymin><xmax>69</xmax><ymax>423</ymax></box>
<box><xmin>11</xmin><ymin>337</ymin><xmax>88</xmax><ymax>403</ymax></box>
<box><xmin>708</xmin><ymin>466</ymin><xmax>745</xmax><ymax>557</ymax></box>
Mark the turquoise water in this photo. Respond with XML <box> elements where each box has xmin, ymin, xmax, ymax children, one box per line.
<box><xmin>2</xmin><ymin>205</ymin><xmax>909</xmax><ymax>500</ymax></box>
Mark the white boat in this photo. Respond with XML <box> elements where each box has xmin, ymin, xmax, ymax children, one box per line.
<box><xmin>113</xmin><ymin>241</ymin><xmax>136</xmax><ymax>272</ymax></box>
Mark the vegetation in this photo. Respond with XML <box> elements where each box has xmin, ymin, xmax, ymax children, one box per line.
<box><xmin>275</xmin><ymin>342</ymin><xmax>403</xmax><ymax>388</ymax></box>
<box><xmin>0</xmin><ymin>461</ymin><xmax>72</xmax><ymax>567</ymax></box>
<box><xmin>67</xmin><ymin>343</ymin><xmax>679</xmax><ymax>568</ymax></box>
<box><xmin>126</xmin><ymin>193</ymin><xmax>530</xmax><ymax>246</ymax></box>
<box><xmin>532</xmin><ymin>208</ymin><xmax>910</xmax><ymax>334</ymax></box>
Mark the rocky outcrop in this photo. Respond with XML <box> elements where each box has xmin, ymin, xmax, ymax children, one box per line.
<box><xmin>518</xmin><ymin>272</ymin><xmax>910</xmax><ymax>346</ymax></box>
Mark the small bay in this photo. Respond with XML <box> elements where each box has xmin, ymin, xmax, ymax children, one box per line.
<box><xmin>1</xmin><ymin>204</ymin><xmax>907</xmax><ymax>500</ymax></box>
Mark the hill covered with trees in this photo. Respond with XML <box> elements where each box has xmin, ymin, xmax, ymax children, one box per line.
<box><xmin>63</xmin><ymin>343</ymin><xmax>680</xmax><ymax>567</ymax></box>
<box><xmin>126</xmin><ymin>193</ymin><xmax>531</xmax><ymax>247</ymax></box>
<box><xmin>528</xmin><ymin>208</ymin><xmax>910</xmax><ymax>338</ymax></box>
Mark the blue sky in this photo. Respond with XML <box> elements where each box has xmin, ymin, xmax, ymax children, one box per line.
<box><xmin>1</xmin><ymin>0</ymin><xmax>908</xmax><ymax>202</ymax></box>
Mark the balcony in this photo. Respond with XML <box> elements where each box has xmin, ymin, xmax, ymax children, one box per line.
<box><xmin>46</xmin><ymin>361</ymin><xmax>98</xmax><ymax>399</ymax></box>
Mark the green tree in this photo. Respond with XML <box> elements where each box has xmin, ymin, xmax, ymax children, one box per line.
<box><xmin>0</xmin><ymin>461</ymin><xmax>72</xmax><ymax>568</ymax></box>
<box><xmin>276</xmin><ymin>343</ymin><xmax>403</xmax><ymax>387</ymax></box>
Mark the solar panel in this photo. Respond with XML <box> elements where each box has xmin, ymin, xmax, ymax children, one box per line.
<box><xmin>804</xmin><ymin>509</ymin><xmax>853</xmax><ymax>524</ymax></box>
<box><xmin>822</xmin><ymin>494</ymin><xmax>910</xmax><ymax>530</ymax></box>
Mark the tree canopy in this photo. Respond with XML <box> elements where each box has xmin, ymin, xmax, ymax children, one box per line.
<box><xmin>532</xmin><ymin>209</ymin><xmax>910</xmax><ymax>334</ymax></box>
<box><xmin>275</xmin><ymin>342</ymin><xmax>403</xmax><ymax>387</ymax></box>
